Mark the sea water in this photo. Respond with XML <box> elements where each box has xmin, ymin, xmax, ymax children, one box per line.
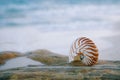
<box><xmin>0</xmin><ymin>57</ymin><xmax>43</xmax><ymax>70</ymax></box>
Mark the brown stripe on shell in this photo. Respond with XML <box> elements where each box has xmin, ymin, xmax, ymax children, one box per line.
<box><xmin>69</xmin><ymin>37</ymin><xmax>99</xmax><ymax>66</ymax></box>
<box><xmin>88</xmin><ymin>52</ymin><xmax>99</xmax><ymax>56</ymax></box>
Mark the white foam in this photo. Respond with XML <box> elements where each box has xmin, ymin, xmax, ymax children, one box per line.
<box><xmin>1</xmin><ymin>4</ymin><xmax>120</xmax><ymax>30</ymax></box>
<box><xmin>0</xmin><ymin>27</ymin><xmax>116</xmax><ymax>58</ymax></box>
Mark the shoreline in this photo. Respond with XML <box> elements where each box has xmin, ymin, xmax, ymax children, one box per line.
<box><xmin>0</xmin><ymin>27</ymin><xmax>120</xmax><ymax>79</ymax></box>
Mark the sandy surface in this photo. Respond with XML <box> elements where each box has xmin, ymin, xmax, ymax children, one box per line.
<box><xmin>0</xmin><ymin>48</ymin><xmax>120</xmax><ymax>80</ymax></box>
<box><xmin>0</xmin><ymin>60</ymin><xmax>120</xmax><ymax>80</ymax></box>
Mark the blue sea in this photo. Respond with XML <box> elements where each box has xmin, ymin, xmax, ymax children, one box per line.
<box><xmin>0</xmin><ymin>0</ymin><xmax>120</xmax><ymax>31</ymax></box>
<box><xmin>0</xmin><ymin>0</ymin><xmax>120</xmax><ymax>59</ymax></box>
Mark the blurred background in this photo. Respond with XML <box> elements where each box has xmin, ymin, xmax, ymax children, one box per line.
<box><xmin>1</xmin><ymin>0</ymin><xmax>120</xmax><ymax>30</ymax></box>
<box><xmin>0</xmin><ymin>0</ymin><xmax>120</xmax><ymax>60</ymax></box>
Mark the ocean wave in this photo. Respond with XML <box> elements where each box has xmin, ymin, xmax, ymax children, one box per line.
<box><xmin>0</xmin><ymin>0</ymin><xmax>120</xmax><ymax>5</ymax></box>
<box><xmin>0</xmin><ymin>0</ymin><xmax>120</xmax><ymax>31</ymax></box>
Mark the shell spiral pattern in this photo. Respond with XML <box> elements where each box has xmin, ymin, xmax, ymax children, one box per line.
<box><xmin>69</xmin><ymin>37</ymin><xmax>99</xmax><ymax>66</ymax></box>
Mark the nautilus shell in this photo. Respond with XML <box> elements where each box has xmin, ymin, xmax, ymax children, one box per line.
<box><xmin>69</xmin><ymin>37</ymin><xmax>99</xmax><ymax>66</ymax></box>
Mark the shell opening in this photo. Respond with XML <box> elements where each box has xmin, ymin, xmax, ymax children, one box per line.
<box><xmin>80</xmin><ymin>54</ymin><xmax>84</xmax><ymax>60</ymax></box>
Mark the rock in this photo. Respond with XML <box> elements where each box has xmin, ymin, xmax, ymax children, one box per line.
<box><xmin>0</xmin><ymin>64</ymin><xmax>120</xmax><ymax>80</ymax></box>
<box><xmin>0</xmin><ymin>49</ymin><xmax>120</xmax><ymax>80</ymax></box>
<box><xmin>0</xmin><ymin>73</ymin><xmax>13</xmax><ymax>80</ymax></box>
<box><xmin>27</xmin><ymin>49</ymin><xmax>68</xmax><ymax>65</ymax></box>
<box><xmin>0</xmin><ymin>51</ymin><xmax>22</xmax><ymax>65</ymax></box>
